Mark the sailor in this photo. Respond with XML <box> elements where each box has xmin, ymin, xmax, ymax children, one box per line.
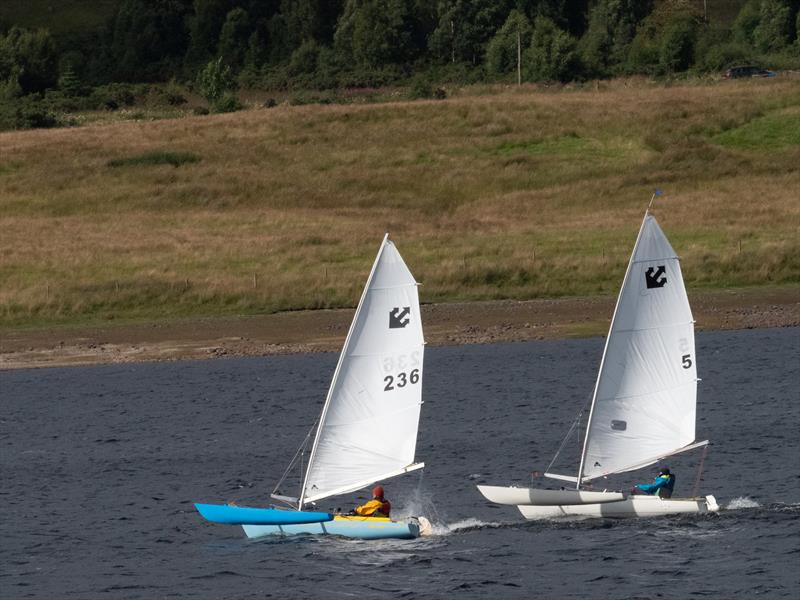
<box><xmin>351</xmin><ymin>485</ymin><xmax>391</xmax><ymax>517</ymax></box>
<box><xmin>631</xmin><ymin>467</ymin><xmax>675</xmax><ymax>498</ymax></box>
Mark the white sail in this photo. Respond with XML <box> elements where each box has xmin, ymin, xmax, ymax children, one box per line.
<box><xmin>578</xmin><ymin>214</ymin><xmax>697</xmax><ymax>482</ymax></box>
<box><xmin>301</xmin><ymin>235</ymin><xmax>425</xmax><ymax>505</ymax></box>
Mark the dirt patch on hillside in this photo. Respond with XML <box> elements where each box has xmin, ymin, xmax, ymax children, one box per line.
<box><xmin>1</xmin><ymin>287</ymin><xmax>797</xmax><ymax>370</ymax></box>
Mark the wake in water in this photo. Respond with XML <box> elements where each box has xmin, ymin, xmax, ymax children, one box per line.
<box><xmin>725</xmin><ymin>496</ymin><xmax>762</xmax><ymax>510</ymax></box>
<box><xmin>393</xmin><ymin>478</ymin><xmax>505</xmax><ymax>536</ymax></box>
<box><xmin>429</xmin><ymin>517</ymin><xmax>504</xmax><ymax>536</ymax></box>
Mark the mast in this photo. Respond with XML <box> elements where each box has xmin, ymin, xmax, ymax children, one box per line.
<box><xmin>575</xmin><ymin>206</ymin><xmax>652</xmax><ymax>489</ymax></box>
<box><xmin>297</xmin><ymin>234</ymin><xmax>390</xmax><ymax>509</ymax></box>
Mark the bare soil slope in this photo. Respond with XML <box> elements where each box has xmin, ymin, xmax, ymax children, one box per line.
<box><xmin>2</xmin><ymin>287</ymin><xmax>796</xmax><ymax>369</ymax></box>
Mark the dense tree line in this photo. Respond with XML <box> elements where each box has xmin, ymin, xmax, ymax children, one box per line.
<box><xmin>1</xmin><ymin>0</ymin><xmax>800</xmax><ymax>124</ymax></box>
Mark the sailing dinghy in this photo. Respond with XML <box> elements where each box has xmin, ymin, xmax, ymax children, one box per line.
<box><xmin>478</xmin><ymin>207</ymin><xmax>719</xmax><ymax>519</ymax></box>
<box><xmin>196</xmin><ymin>235</ymin><xmax>431</xmax><ymax>539</ymax></box>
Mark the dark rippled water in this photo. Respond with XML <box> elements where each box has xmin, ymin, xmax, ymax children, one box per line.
<box><xmin>2</xmin><ymin>327</ymin><xmax>799</xmax><ymax>599</ymax></box>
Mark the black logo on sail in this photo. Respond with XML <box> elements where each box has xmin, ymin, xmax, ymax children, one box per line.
<box><xmin>645</xmin><ymin>266</ymin><xmax>667</xmax><ymax>289</ymax></box>
<box><xmin>389</xmin><ymin>307</ymin><xmax>411</xmax><ymax>328</ymax></box>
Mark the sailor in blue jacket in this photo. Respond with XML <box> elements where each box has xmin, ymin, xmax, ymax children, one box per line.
<box><xmin>631</xmin><ymin>468</ymin><xmax>675</xmax><ymax>498</ymax></box>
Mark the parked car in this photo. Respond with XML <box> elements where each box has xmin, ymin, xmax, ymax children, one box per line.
<box><xmin>724</xmin><ymin>65</ymin><xmax>777</xmax><ymax>79</ymax></box>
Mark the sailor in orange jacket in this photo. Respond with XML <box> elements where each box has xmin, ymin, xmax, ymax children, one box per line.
<box><xmin>352</xmin><ymin>485</ymin><xmax>391</xmax><ymax>518</ymax></box>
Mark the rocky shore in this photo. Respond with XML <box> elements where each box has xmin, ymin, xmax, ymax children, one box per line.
<box><xmin>1</xmin><ymin>287</ymin><xmax>797</xmax><ymax>370</ymax></box>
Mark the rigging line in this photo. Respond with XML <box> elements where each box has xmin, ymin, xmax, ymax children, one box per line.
<box><xmin>647</xmin><ymin>191</ymin><xmax>657</xmax><ymax>211</ymax></box>
<box><xmin>691</xmin><ymin>443</ymin><xmax>709</xmax><ymax>497</ymax></box>
<box><xmin>545</xmin><ymin>395</ymin><xmax>592</xmax><ymax>474</ymax></box>
<box><xmin>272</xmin><ymin>421</ymin><xmax>317</xmax><ymax>496</ymax></box>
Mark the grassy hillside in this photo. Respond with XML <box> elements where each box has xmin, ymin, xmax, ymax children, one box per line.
<box><xmin>0</xmin><ymin>78</ymin><xmax>798</xmax><ymax>329</ymax></box>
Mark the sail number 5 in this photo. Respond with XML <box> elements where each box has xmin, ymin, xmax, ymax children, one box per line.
<box><xmin>678</xmin><ymin>337</ymin><xmax>692</xmax><ymax>369</ymax></box>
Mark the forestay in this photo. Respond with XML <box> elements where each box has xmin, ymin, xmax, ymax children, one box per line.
<box><xmin>301</xmin><ymin>235</ymin><xmax>425</xmax><ymax>505</ymax></box>
<box><xmin>578</xmin><ymin>215</ymin><xmax>697</xmax><ymax>483</ymax></box>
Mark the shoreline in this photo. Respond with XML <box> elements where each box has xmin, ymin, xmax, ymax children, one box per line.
<box><xmin>1</xmin><ymin>287</ymin><xmax>797</xmax><ymax>370</ymax></box>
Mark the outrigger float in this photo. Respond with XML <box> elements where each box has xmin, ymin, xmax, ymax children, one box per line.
<box><xmin>196</xmin><ymin>235</ymin><xmax>432</xmax><ymax>540</ymax></box>
<box><xmin>478</xmin><ymin>200</ymin><xmax>719</xmax><ymax>519</ymax></box>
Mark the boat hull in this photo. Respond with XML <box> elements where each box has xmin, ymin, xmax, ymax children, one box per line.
<box><xmin>242</xmin><ymin>515</ymin><xmax>425</xmax><ymax>540</ymax></box>
<box><xmin>477</xmin><ymin>485</ymin><xmax>625</xmax><ymax>506</ymax></box>
<box><xmin>195</xmin><ymin>503</ymin><xmax>333</xmax><ymax>525</ymax></box>
<box><xmin>516</xmin><ymin>494</ymin><xmax>719</xmax><ymax>519</ymax></box>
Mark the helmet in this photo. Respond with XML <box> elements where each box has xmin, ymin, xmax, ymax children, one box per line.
<box><xmin>659</xmin><ymin>467</ymin><xmax>671</xmax><ymax>476</ymax></box>
<box><xmin>372</xmin><ymin>485</ymin><xmax>384</xmax><ymax>498</ymax></box>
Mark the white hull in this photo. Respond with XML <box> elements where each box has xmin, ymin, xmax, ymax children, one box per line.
<box><xmin>477</xmin><ymin>485</ymin><xmax>625</xmax><ymax>506</ymax></box>
<box><xmin>242</xmin><ymin>515</ymin><xmax>430</xmax><ymax>540</ymax></box>
<box><xmin>516</xmin><ymin>494</ymin><xmax>719</xmax><ymax>519</ymax></box>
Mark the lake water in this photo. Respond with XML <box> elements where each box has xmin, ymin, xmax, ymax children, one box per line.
<box><xmin>2</xmin><ymin>327</ymin><xmax>798</xmax><ymax>599</ymax></box>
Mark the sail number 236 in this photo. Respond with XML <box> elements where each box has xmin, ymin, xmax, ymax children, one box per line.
<box><xmin>383</xmin><ymin>351</ymin><xmax>421</xmax><ymax>392</ymax></box>
<box><xmin>384</xmin><ymin>370</ymin><xmax>420</xmax><ymax>391</ymax></box>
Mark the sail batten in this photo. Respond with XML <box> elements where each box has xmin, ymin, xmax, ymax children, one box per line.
<box><xmin>581</xmin><ymin>440</ymin><xmax>709</xmax><ymax>483</ymax></box>
<box><xmin>299</xmin><ymin>236</ymin><xmax>425</xmax><ymax>507</ymax></box>
<box><xmin>578</xmin><ymin>214</ymin><xmax>699</xmax><ymax>483</ymax></box>
<box><xmin>612</xmin><ymin>320</ymin><xmax>695</xmax><ymax>334</ymax></box>
<box><xmin>304</xmin><ymin>463</ymin><xmax>425</xmax><ymax>505</ymax></box>
<box><xmin>595</xmin><ymin>378</ymin><xmax>696</xmax><ymax>403</ymax></box>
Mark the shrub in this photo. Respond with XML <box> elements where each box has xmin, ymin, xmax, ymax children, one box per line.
<box><xmin>408</xmin><ymin>74</ymin><xmax>434</xmax><ymax>99</ymax></box>
<box><xmin>699</xmin><ymin>41</ymin><xmax>752</xmax><ymax>72</ymax></box>
<box><xmin>90</xmin><ymin>83</ymin><xmax>141</xmax><ymax>110</ymax></box>
<box><xmin>196</xmin><ymin>57</ymin><xmax>235</xmax><ymax>104</ymax></box>
<box><xmin>212</xmin><ymin>91</ymin><xmax>242</xmax><ymax>113</ymax></box>
<box><xmin>0</xmin><ymin>97</ymin><xmax>59</xmax><ymax>130</ymax></box>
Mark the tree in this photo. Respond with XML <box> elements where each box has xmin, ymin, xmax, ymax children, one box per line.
<box><xmin>753</xmin><ymin>0</ymin><xmax>793</xmax><ymax>52</ymax></box>
<box><xmin>264</xmin><ymin>0</ymin><xmax>344</xmax><ymax>65</ymax></box>
<box><xmin>0</xmin><ymin>27</ymin><xmax>58</xmax><ymax>94</ymax></box>
<box><xmin>288</xmin><ymin>39</ymin><xmax>321</xmax><ymax>75</ymax></box>
<box><xmin>187</xmin><ymin>0</ymin><xmax>239</xmax><ymax>68</ymax></box>
<box><xmin>579</xmin><ymin>0</ymin><xmax>654</xmax><ymax>77</ymax></box>
<box><xmin>796</xmin><ymin>9</ymin><xmax>800</xmax><ymax>46</ymax></box>
<box><xmin>108</xmin><ymin>0</ymin><xmax>191</xmax><ymax>81</ymax></box>
<box><xmin>732</xmin><ymin>0</ymin><xmax>761</xmax><ymax>45</ymax></box>
<box><xmin>58</xmin><ymin>66</ymin><xmax>83</xmax><ymax>96</ymax></box>
<box><xmin>218</xmin><ymin>7</ymin><xmax>251</xmax><ymax>70</ymax></box>
<box><xmin>659</xmin><ymin>14</ymin><xmax>697</xmax><ymax>72</ymax></box>
<box><xmin>428</xmin><ymin>0</ymin><xmax>513</xmax><ymax>65</ymax></box>
<box><xmin>526</xmin><ymin>15</ymin><xmax>580</xmax><ymax>81</ymax></box>
<box><xmin>485</xmin><ymin>10</ymin><xmax>531</xmax><ymax>76</ymax></box>
<box><xmin>335</xmin><ymin>0</ymin><xmax>423</xmax><ymax>68</ymax></box>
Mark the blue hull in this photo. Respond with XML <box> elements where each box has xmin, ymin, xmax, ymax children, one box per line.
<box><xmin>195</xmin><ymin>503</ymin><xmax>333</xmax><ymax>526</ymax></box>
<box><xmin>242</xmin><ymin>516</ymin><xmax>420</xmax><ymax>540</ymax></box>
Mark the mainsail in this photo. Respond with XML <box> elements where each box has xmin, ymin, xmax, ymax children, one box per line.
<box><xmin>301</xmin><ymin>235</ymin><xmax>425</xmax><ymax>505</ymax></box>
<box><xmin>577</xmin><ymin>214</ymin><xmax>698</xmax><ymax>483</ymax></box>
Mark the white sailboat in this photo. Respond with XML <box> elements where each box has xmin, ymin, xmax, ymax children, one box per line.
<box><xmin>197</xmin><ymin>235</ymin><xmax>432</xmax><ymax>539</ymax></box>
<box><xmin>478</xmin><ymin>207</ymin><xmax>719</xmax><ymax>519</ymax></box>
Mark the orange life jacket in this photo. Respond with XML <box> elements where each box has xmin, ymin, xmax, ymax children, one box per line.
<box><xmin>354</xmin><ymin>497</ymin><xmax>391</xmax><ymax>518</ymax></box>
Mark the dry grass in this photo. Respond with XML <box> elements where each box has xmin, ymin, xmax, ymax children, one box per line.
<box><xmin>1</xmin><ymin>78</ymin><xmax>798</xmax><ymax>328</ymax></box>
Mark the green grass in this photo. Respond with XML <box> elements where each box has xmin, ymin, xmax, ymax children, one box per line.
<box><xmin>0</xmin><ymin>78</ymin><xmax>798</xmax><ymax>329</ymax></box>
<box><xmin>713</xmin><ymin>109</ymin><xmax>800</xmax><ymax>151</ymax></box>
